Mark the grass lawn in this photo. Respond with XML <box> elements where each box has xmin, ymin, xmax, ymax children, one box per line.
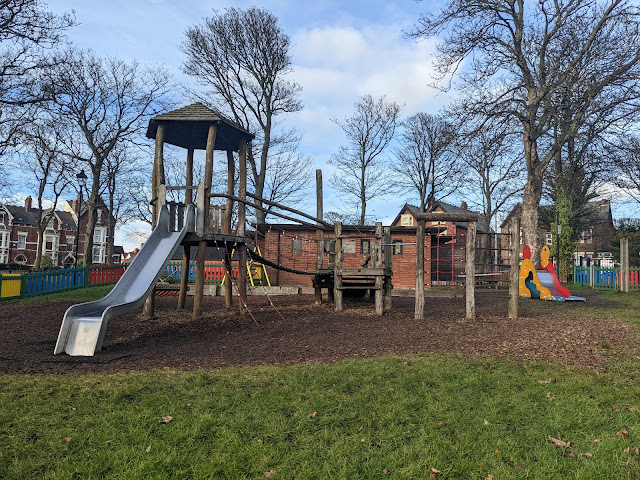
<box><xmin>1</xmin><ymin>290</ymin><xmax>640</xmax><ymax>479</ymax></box>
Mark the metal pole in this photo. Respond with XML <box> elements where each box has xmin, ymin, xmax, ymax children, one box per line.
<box><xmin>74</xmin><ymin>189</ymin><xmax>82</xmax><ymax>267</ymax></box>
<box><xmin>556</xmin><ymin>211</ymin><xmax>561</xmax><ymax>278</ymax></box>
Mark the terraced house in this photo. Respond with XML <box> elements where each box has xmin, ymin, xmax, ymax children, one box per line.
<box><xmin>0</xmin><ymin>196</ymin><xmax>122</xmax><ymax>268</ymax></box>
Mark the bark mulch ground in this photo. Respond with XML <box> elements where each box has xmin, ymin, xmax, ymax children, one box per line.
<box><xmin>0</xmin><ymin>289</ymin><xmax>635</xmax><ymax>374</ymax></box>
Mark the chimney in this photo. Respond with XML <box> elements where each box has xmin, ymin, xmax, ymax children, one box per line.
<box><xmin>24</xmin><ymin>196</ymin><xmax>32</xmax><ymax>210</ymax></box>
<box><xmin>460</xmin><ymin>201</ymin><xmax>468</xmax><ymax>210</ymax></box>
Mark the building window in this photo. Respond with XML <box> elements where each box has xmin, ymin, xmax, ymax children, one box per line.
<box><xmin>323</xmin><ymin>238</ymin><xmax>333</xmax><ymax>253</ymax></box>
<box><xmin>44</xmin><ymin>234</ymin><xmax>55</xmax><ymax>252</ymax></box>
<box><xmin>546</xmin><ymin>233</ymin><xmax>553</xmax><ymax>246</ymax></box>
<box><xmin>361</xmin><ymin>239</ymin><xmax>371</xmax><ymax>255</ymax></box>
<box><xmin>93</xmin><ymin>226</ymin><xmax>106</xmax><ymax>244</ymax></box>
<box><xmin>47</xmin><ymin>216</ymin><xmax>55</xmax><ymax>229</ymax></box>
<box><xmin>66</xmin><ymin>236</ymin><xmax>74</xmax><ymax>249</ymax></box>
<box><xmin>0</xmin><ymin>212</ymin><xmax>5</xmax><ymax>224</ymax></box>
<box><xmin>93</xmin><ymin>246</ymin><xmax>105</xmax><ymax>264</ymax></box>
<box><xmin>392</xmin><ymin>240</ymin><xmax>403</xmax><ymax>255</ymax></box>
<box><xmin>17</xmin><ymin>233</ymin><xmax>27</xmax><ymax>250</ymax></box>
<box><xmin>582</xmin><ymin>229</ymin><xmax>593</xmax><ymax>244</ymax></box>
<box><xmin>401</xmin><ymin>214</ymin><xmax>413</xmax><ymax>226</ymax></box>
<box><xmin>96</xmin><ymin>209</ymin><xmax>102</xmax><ymax>224</ymax></box>
<box><xmin>292</xmin><ymin>237</ymin><xmax>302</xmax><ymax>254</ymax></box>
<box><xmin>112</xmin><ymin>254</ymin><xmax>121</xmax><ymax>263</ymax></box>
<box><xmin>14</xmin><ymin>254</ymin><xmax>27</xmax><ymax>264</ymax></box>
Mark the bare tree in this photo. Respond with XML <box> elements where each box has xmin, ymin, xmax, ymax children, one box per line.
<box><xmin>0</xmin><ymin>0</ymin><xmax>74</xmax><ymax>195</ymax></box>
<box><xmin>411</xmin><ymin>0</ymin><xmax>640</xmax><ymax>260</ymax></box>
<box><xmin>182</xmin><ymin>6</ymin><xmax>303</xmax><ymax>224</ymax></box>
<box><xmin>42</xmin><ymin>48</ymin><xmax>173</xmax><ymax>264</ymax></box>
<box><xmin>391</xmin><ymin>112</ymin><xmax>458</xmax><ymax>213</ymax></box>
<box><xmin>611</xmin><ymin>134</ymin><xmax>640</xmax><ymax>205</ymax></box>
<box><xmin>329</xmin><ymin>94</ymin><xmax>402</xmax><ymax>225</ymax></box>
<box><xmin>21</xmin><ymin>117</ymin><xmax>71</xmax><ymax>269</ymax></box>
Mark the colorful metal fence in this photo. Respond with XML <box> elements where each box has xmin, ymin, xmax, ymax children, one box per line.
<box><xmin>0</xmin><ymin>264</ymin><xmax>129</xmax><ymax>300</ymax></box>
<box><xmin>573</xmin><ymin>266</ymin><xmax>640</xmax><ymax>290</ymax></box>
<box><xmin>164</xmin><ymin>261</ymin><xmax>239</xmax><ymax>284</ymax></box>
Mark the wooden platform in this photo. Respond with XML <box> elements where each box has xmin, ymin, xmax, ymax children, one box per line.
<box><xmin>182</xmin><ymin>232</ymin><xmax>247</xmax><ymax>247</ymax></box>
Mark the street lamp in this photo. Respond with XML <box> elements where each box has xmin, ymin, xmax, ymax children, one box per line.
<box><xmin>74</xmin><ymin>170</ymin><xmax>87</xmax><ymax>268</ymax></box>
<box><xmin>556</xmin><ymin>211</ymin><xmax>561</xmax><ymax>278</ymax></box>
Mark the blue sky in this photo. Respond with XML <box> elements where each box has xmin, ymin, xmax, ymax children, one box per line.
<box><xmin>40</xmin><ymin>0</ymin><xmax>453</xmax><ymax>249</ymax></box>
<box><xmin>33</xmin><ymin>0</ymin><xmax>638</xmax><ymax>249</ymax></box>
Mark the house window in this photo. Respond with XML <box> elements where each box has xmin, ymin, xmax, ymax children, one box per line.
<box><xmin>47</xmin><ymin>216</ymin><xmax>55</xmax><ymax>229</ymax></box>
<box><xmin>546</xmin><ymin>233</ymin><xmax>553</xmax><ymax>246</ymax></box>
<box><xmin>392</xmin><ymin>240</ymin><xmax>403</xmax><ymax>255</ymax></box>
<box><xmin>323</xmin><ymin>239</ymin><xmax>333</xmax><ymax>253</ymax></box>
<box><xmin>93</xmin><ymin>246</ymin><xmax>105</xmax><ymax>264</ymax></box>
<box><xmin>361</xmin><ymin>239</ymin><xmax>371</xmax><ymax>255</ymax></box>
<box><xmin>582</xmin><ymin>229</ymin><xmax>593</xmax><ymax>244</ymax></box>
<box><xmin>96</xmin><ymin>210</ymin><xmax>102</xmax><ymax>224</ymax></box>
<box><xmin>401</xmin><ymin>214</ymin><xmax>413</xmax><ymax>227</ymax></box>
<box><xmin>44</xmin><ymin>234</ymin><xmax>55</xmax><ymax>252</ymax></box>
<box><xmin>292</xmin><ymin>237</ymin><xmax>302</xmax><ymax>254</ymax></box>
<box><xmin>14</xmin><ymin>254</ymin><xmax>27</xmax><ymax>264</ymax></box>
<box><xmin>17</xmin><ymin>233</ymin><xmax>27</xmax><ymax>250</ymax></box>
<box><xmin>112</xmin><ymin>254</ymin><xmax>121</xmax><ymax>264</ymax></box>
<box><xmin>0</xmin><ymin>212</ymin><xmax>5</xmax><ymax>224</ymax></box>
<box><xmin>66</xmin><ymin>236</ymin><xmax>74</xmax><ymax>249</ymax></box>
<box><xmin>93</xmin><ymin>226</ymin><xmax>106</xmax><ymax>244</ymax></box>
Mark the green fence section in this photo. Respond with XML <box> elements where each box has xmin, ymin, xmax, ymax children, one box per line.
<box><xmin>0</xmin><ymin>264</ymin><xmax>128</xmax><ymax>301</ymax></box>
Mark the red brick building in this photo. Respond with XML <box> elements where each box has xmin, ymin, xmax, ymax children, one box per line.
<box><xmin>256</xmin><ymin>202</ymin><xmax>492</xmax><ymax>290</ymax></box>
<box><xmin>0</xmin><ymin>196</ymin><xmax>121</xmax><ymax>268</ymax></box>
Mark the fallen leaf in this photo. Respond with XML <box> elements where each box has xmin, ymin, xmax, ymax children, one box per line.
<box><xmin>486</xmin><ymin>476</ymin><xmax>495</xmax><ymax>480</ymax></box>
<box><xmin>629</xmin><ymin>406</ymin><xmax>639</xmax><ymax>412</ymax></box>
<box><xmin>71</xmin><ymin>407</ymin><xmax>77</xmax><ymax>411</ymax></box>
<box><xmin>618</xmin><ymin>427</ymin><xmax>630</xmax><ymax>439</ymax></box>
<box><xmin>593</xmin><ymin>438</ymin><xmax>601</xmax><ymax>443</ymax></box>
<box><xmin>564</xmin><ymin>450</ymin><xmax>576</xmax><ymax>458</ymax></box>
<box><xmin>358</xmin><ymin>425</ymin><xmax>365</xmax><ymax>432</ymax></box>
<box><xmin>494</xmin><ymin>449</ymin><xmax>500</xmax><ymax>454</ymax></box>
<box><xmin>159</xmin><ymin>416</ymin><xmax>173</xmax><ymax>424</ymax></box>
<box><xmin>383</xmin><ymin>469</ymin><xmax>390</xmax><ymax>474</ymax></box>
<box><xmin>64</xmin><ymin>437</ymin><xmax>72</xmax><ymax>442</ymax></box>
<box><xmin>431</xmin><ymin>467</ymin><xmax>441</xmax><ymax>474</ymax></box>
<box><xmin>538</xmin><ymin>378</ymin><xmax>555</xmax><ymax>384</ymax></box>
<box><xmin>583</xmin><ymin>452</ymin><xmax>593</xmax><ymax>458</ymax></box>
<box><xmin>546</xmin><ymin>393</ymin><xmax>556</xmax><ymax>401</ymax></box>
<box><xmin>258</xmin><ymin>438</ymin><xmax>264</xmax><ymax>444</ymax></box>
<box><xmin>388</xmin><ymin>387</ymin><xmax>394</xmax><ymax>392</ymax></box>
<box><xmin>264</xmin><ymin>470</ymin><xmax>276</xmax><ymax>478</ymax></box>
<box><xmin>145</xmin><ymin>445</ymin><xmax>151</xmax><ymax>453</ymax></box>
<box><xmin>438</xmin><ymin>421</ymin><xmax>445</xmax><ymax>428</ymax></box>
<box><xmin>549</xmin><ymin>435</ymin><xmax>569</xmax><ymax>448</ymax></box>
<box><xmin>308</xmin><ymin>411</ymin><xmax>318</xmax><ymax>419</ymax></box>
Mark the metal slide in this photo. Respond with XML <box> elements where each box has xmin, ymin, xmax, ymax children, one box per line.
<box><xmin>54</xmin><ymin>205</ymin><xmax>195</xmax><ymax>356</ymax></box>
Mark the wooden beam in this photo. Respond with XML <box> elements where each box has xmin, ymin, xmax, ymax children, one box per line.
<box><xmin>245</xmin><ymin>192</ymin><xmax>332</xmax><ymax>228</ymax></box>
<box><xmin>465</xmin><ymin>220</ymin><xmax>476</xmax><ymax>319</ymax></box>
<box><xmin>508</xmin><ymin>217</ymin><xmax>520</xmax><ymax>319</ymax></box>
<box><xmin>224</xmin><ymin>150</ymin><xmax>234</xmax><ymax>235</ymax></box>
<box><xmin>185</xmin><ymin>148</ymin><xmax>194</xmax><ymax>205</ymax></box>
<box><xmin>334</xmin><ymin>221</ymin><xmax>343</xmax><ymax>312</ymax></box>
<box><xmin>415</xmin><ymin>212</ymin><xmax>480</xmax><ymax>222</ymax></box>
<box><xmin>374</xmin><ymin>222</ymin><xmax>383</xmax><ymax>315</ymax></box>
<box><xmin>415</xmin><ymin>218</ymin><xmax>425</xmax><ymax>319</ymax></box>
<box><xmin>383</xmin><ymin>226</ymin><xmax>392</xmax><ymax>311</ymax></box>
<box><xmin>315</xmin><ymin>169</ymin><xmax>324</xmax><ymax>306</ymax></box>
<box><xmin>237</xmin><ymin>139</ymin><xmax>247</xmax><ymax>313</ymax></box>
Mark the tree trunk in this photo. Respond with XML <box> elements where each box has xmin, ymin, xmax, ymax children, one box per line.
<box><xmin>34</xmin><ymin>227</ymin><xmax>44</xmax><ymax>270</ymax></box>
<box><xmin>83</xmin><ymin>188</ymin><xmax>99</xmax><ymax>265</ymax></box>
<box><xmin>106</xmin><ymin>189</ymin><xmax>115</xmax><ymax>264</ymax></box>
<box><xmin>521</xmin><ymin>174</ymin><xmax>543</xmax><ymax>265</ymax></box>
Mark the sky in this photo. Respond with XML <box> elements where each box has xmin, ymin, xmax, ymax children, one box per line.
<box><xmin>22</xmin><ymin>0</ymin><xmax>638</xmax><ymax>250</ymax></box>
<box><xmin>37</xmin><ymin>0</ymin><xmax>452</xmax><ymax>251</ymax></box>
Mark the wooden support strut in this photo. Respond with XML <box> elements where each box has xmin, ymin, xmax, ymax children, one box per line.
<box><xmin>334</xmin><ymin>221</ymin><xmax>343</xmax><ymax>312</ymax></box>
<box><xmin>178</xmin><ymin>147</ymin><xmax>194</xmax><ymax>310</ymax></box>
<box><xmin>374</xmin><ymin>222</ymin><xmax>383</xmax><ymax>315</ymax></box>
<box><xmin>415</xmin><ymin>218</ymin><xmax>425</xmax><ymax>319</ymax></box>
<box><xmin>237</xmin><ymin>139</ymin><xmax>247</xmax><ymax>313</ymax></box>
<box><xmin>508</xmin><ymin>217</ymin><xmax>520</xmax><ymax>319</ymax></box>
<box><xmin>465</xmin><ymin>220</ymin><xmax>477</xmax><ymax>319</ymax></box>
<box><xmin>315</xmin><ymin>169</ymin><xmax>324</xmax><ymax>306</ymax></box>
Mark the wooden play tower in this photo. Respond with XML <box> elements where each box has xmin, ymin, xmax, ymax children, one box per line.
<box><xmin>144</xmin><ymin>103</ymin><xmax>255</xmax><ymax>320</ymax></box>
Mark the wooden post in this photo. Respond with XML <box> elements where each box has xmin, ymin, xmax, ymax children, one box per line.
<box><xmin>178</xmin><ymin>149</ymin><xmax>193</xmax><ymax>310</ymax></box>
<box><xmin>589</xmin><ymin>263</ymin><xmax>595</xmax><ymax>288</ymax></box>
<box><xmin>237</xmin><ymin>139</ymin><xmax>247</xmax><ymax>313</ymax></box>
<box><xmin>224</xmin><ymin>242</ymin><xmax>233</xmax><ymax>308</ymax></box>
<box><xmin>621</xmin><ymin>237</ymin><xmax>629</xmax><ymax>293</ymax></box>
<box><xmin>415</xmin><ymin>219</ymin><xmax>425</xmax><ymax>319</ymax></box>
<box><xmin>193</xmin><ymin>124</ymin><xmax>217</xmax><ymax>320</ymax></box>
<box><xmin>374</xmin><ymin>222</ymin><xmax>383</xmax><ymax>315</ymax></box>
<box><xmin>334</xmin><ymin>221</ymin><xmax>343</xmax><ymax>312</ymax></box>
<box><xmin>383</xmin><ymin>226</ymin><xmax>392</xmax><ymax>310</ymax></box>
<box><xmin>224</xmin><ymin>150</ymin><xmax>234</xmax><ymax>235</ymax></box>
<box><xmin>508</xmin><ymin>217</ymin><xmax>520</xmax><ymax>319</ymax></box>
<box><xmin>465</xmin><ymin>220</ymin><xmax>476</xmax><ymax>319</ymax></box>
<box><xmin>315</xmin><ymin>169</ymin><xmax>324</xmax><ymax>305</ymax></box>
<box><xmin>144</xmin><ymin>123</ymin><xmax>165</xmax><ymax>319</ymax></box>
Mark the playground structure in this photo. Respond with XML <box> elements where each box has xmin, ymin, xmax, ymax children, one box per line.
<box><xmin>54</xmin><ymin>103</ymin><xmax>586</xmax><ymax>357</ymax></box>
<box><xmin>519</xmin><ymin>245</ymin><xmax>586</xmax><ymax>302</ymax></box>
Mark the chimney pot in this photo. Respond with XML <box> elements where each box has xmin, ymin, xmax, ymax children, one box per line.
<box><xmin>461</xmin><ymin>201</ymin><xmax>468</xmax><ymax>210</ymax></box>
<box><xmin>24</xmin><ymin>196</ymin><xmax>32</xmax><ymax>210</ymax></box>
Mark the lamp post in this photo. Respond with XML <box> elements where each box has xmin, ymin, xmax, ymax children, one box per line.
<box><xmin>74</xmin><ymin>170</ymin><xmax>87</xmax><ymax>268</ymax></box>
<box><xmin>556</xmin><ymin>211</ymin><xmax>561</xmax><ymax>278</ymax></box>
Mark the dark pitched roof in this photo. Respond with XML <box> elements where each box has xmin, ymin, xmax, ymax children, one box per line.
<box><xmin>146</xmin><ymin>102</ymin><xmax>255</xmax><ymax>151</ymax></box>
<box><xmin>394</xmin><ymin>202</ymin><xmax>493</xmax><ymax>233</ymax></box>
<box><xmin>57</xmin><ymin>211</ymin><xmax>76</xmax><ymax>230</ymax></box>
<box><xmin>4</xmin><ymin>205</ymin><xmax>41</xmax><ymax>226</ymax></box>
<box><xmin>501</xmin><ymin>200</ymin><xmax>613</xmax><ymax>229</ymax></box>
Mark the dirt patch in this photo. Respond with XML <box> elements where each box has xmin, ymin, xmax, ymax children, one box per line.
<box><xmin>0</xmin><ymin>290</ymin><xmax>635</xmax><ymax>374</ymax></box>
